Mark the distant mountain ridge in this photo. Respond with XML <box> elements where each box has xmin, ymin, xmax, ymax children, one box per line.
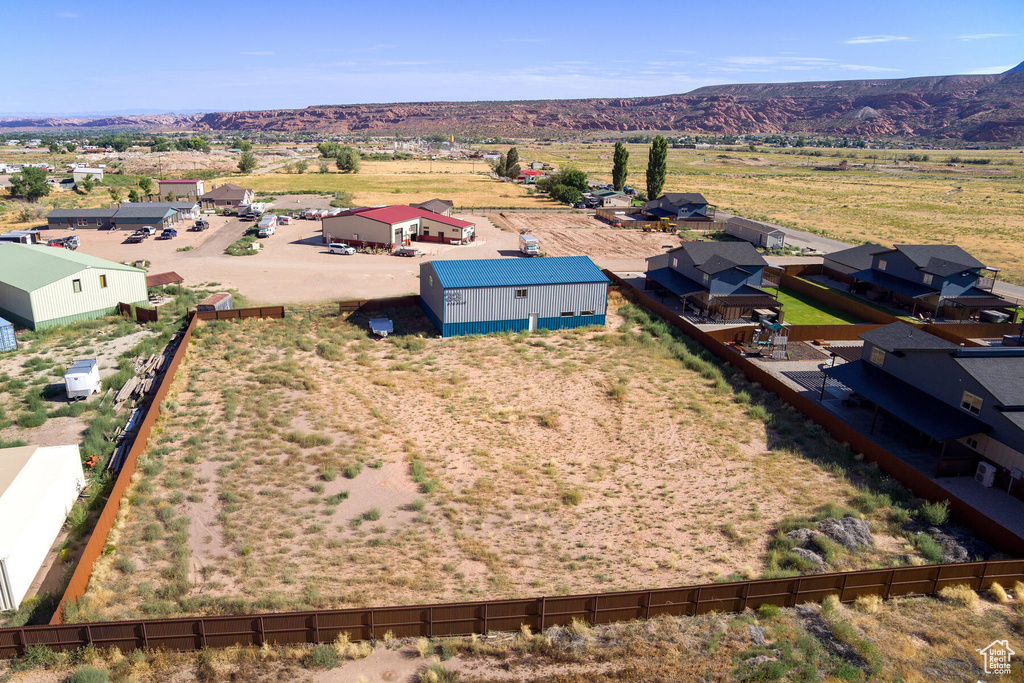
<box><xmin>3</xmin><ymin>64</ymin><xmax>1023</xmax><ymax>142</ymax></box>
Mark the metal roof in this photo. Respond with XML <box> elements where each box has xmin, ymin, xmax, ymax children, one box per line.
<box><xmin>146</xmin><ymin>271</ymin><xmax>184</xmax><ymax>287</ymax></box>
<box><xmin>859</xmin><ymin>322</ymin><xmax>958</xmax><ymax>353</ymax></box>
<box><xmin>430</xmin><ymin>256</ymin><xmax>608</xmax><ymax>289</ymax></box>
<box><xmin>47</xmin><ymin>208</ymin><xmax>118</xmax><ymax>219</ymax></box>
<box><xmin>0</xmin><ymin>243</ymin><xmax>143</xmax><ymax>292</ymax></box>
<box><xmin>112</xmin><ymin>204</ymin><xmax>178</xmax><ymax>219</ymax></box>
<box><xmin>824</xmin><ymin>360</ymin><xmax>988</xmax><ymax>441</ymax></box>
<box><xmin>726</xmin><ymin>216</ymin><xmax>784</xmax><ymax>236</ymax></box>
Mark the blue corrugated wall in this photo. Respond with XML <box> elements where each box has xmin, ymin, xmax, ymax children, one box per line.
<box><xmin>441</xmin><ymin>314</ymin><xmax>605</xmax><ymax>337</ymax></box>
<box><xmin>421</xmin><ymin>299</ymin><xmax>442</xmax><ymax>333</ymax></box>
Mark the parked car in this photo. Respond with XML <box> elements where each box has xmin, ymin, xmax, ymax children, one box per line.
<box><xmin>221</xmin><ymin>208</ymin><xmax>234</xmax><ymax>216</ymax></box>
<box><xmin>62</xmin><ymin>235</ymin><xmax>80</xmax><ymax>250</ymax></box>
<box><xmin>393</xmin><ymin>247</ymin><xmax>421</xmax><ymax>257</ymax></box>
<box><xmin>124</xmin><ymin>232</ymin><xmax>146</xmax><ymax>244</ymax></box>
<box><xmin>139</xmin><ymin>226</ymin><xmax>156</xmax><ymax>236</ymax></box>
<box><xmin>328</xmin><ymin>243</ymin><xmax>356</xmax><ymax>255</ymax></box>
<box><xmin>159</xmin><ymin>228</ymin><xmax>178</xmax><ymax>239</ymax></box>
<box><xmin>191</xmin><ymin>220</ymin><xmax>210</xmax><ymax>231</ymax></box>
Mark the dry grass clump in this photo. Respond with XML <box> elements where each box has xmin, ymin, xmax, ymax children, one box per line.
<box><xmin>938</xmin><ymin>584</ymin><xmax>978</xmax><ymax>607</ymax></box>
<box><xmin>333</xmin><ymin>632</ymin><xmax>373</xmax><ymax>660</ymax></box>
<box><xmin>988</xmin><ymin>582</ymin><xmax>1010</xmax><ymax>604</ymax></box>
<box><xmin>854</xmin><ymin>593</ymin><xmax>882</xmax><ymax>614</ymax></box>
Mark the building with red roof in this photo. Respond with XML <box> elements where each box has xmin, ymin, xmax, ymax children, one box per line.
<box><xmin>321</xmin><ymin>205</ymin><xmax>475</xmax><ymax>249</ymax></box>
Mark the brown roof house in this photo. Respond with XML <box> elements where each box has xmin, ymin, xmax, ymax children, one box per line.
<box><xmin>202</xmin><ymin>183</ymin><xmax>254</xmax><ymax>209</ymax></box>
<box><xmin>411</xmin><ymin>198</ymin><xmax>454</xmax><ymax>217</ymax></box>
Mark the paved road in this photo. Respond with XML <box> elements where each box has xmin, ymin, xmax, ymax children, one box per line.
<box><xmin>716</xmin><ymin>212</ymin><xmax>850</xmax><ymax>254</ymax></box>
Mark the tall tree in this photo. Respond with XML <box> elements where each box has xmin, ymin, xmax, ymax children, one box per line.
<box><xmin>505</xmin><ymin>147</ymin><xmax>520</xmax><ymax>179</ymax></box>
<box><xmin>237</xmin><ymin>151</ymin><xmax>257</xmax><ymax>173</ymax></box>
<box><xmin>335</xmin><ymin>147</ymin><xmax>361</xmax><ymax>173</ymax></box>
<box><xmin>9</xmin><ymin>167</ymin><xmax>50</xmax><ymax>201</ymax></box>
<box><xmin>646</xmin><ymin>135</ymin><xmax>668</xmax><ymax>200</ymax></box>
<box><xmin>138</xmin><ymin>177</ymin><xmax>153</xmax><ymax>195</ymax></box>
<box><xmin>127</xmin><ymin>188</ymin><xmax>141</xmax><ymax>203</ymax></box>
<box><xmin>78</xmin><ymin>174</ymin><xmax>95</xmax><ymax>194</ymax></box>
<box><xmin>490</xmin><ymin>153</ymin><xmax>507</xmax><ymax>178</ymax></box>
<box><xmin>612</xmin><ymin>142</ymin><xmax>629</xmax><ymax>191</ymax></box>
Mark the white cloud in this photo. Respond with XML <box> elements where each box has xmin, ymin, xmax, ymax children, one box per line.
<box><xmin>57</xmin><ymin>11</ymin><xmax>79</xmax><ymax>18</ymax></box>
<box><xmin>957</xmin><ymin>33</ymin><xmax>1014</xmax><ymax>41</ymax></box>
<box><xmin>710</xmin><ymin>55</ymin><xmax>899</xmax><ymax>75</ymax></box>
<box><xmin>240</xmin><ymin>51</ymin><xmax>275</xmax><ymax>56</ymax></box>
<box><xmin>965</xmin><ymin>64</ymin><xmax>1016</xmax><ymax>74</ymax></box>
<box><xmin>837</xmin><ymin>64</ymin><xmax>901</xmax><ymax>73</ymax></box>
<box><xmin>844</xmin><ymin>35</ymin><xmax>909</xmax><ymax>44</ymax></box>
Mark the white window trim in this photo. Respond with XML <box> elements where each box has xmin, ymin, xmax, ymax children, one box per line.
<box><xmin>961</xmin><ymin>391</ymin><xmax>983</xmax><ymax>415</ymax></box>
<box><xmin>869</xmin><ymin>346</ymin><xmax>885</xmax><ymax>366</ymax></box>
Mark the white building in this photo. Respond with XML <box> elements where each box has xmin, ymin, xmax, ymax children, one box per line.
<box><xmin>0</xmin><ymin>445</ymin><xmax>85</xmax><ymax>611</ymax></box>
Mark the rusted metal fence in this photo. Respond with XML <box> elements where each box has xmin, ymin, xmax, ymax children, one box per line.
<box><xmin>51</xmin><ymin>313</ymin><xmax>200</xmax><ymax>625</ymax></box>
<box><xmin>117</xmin><ymin>303</ymin><xmax>159</xmax><ymax>324</ymax></box>
<box><xmin>3</xmin><ymin>560</ymin><xmax>1020</xmax><ymax>658</ymax></box>
<box><xmin>195</xmin><ymin>306</ymin><xmax>285</xmax><ymax>321</ymax></box>
<box><xmin>339</xmin><ymin>295</ymin><xmax>419</xmax><ymax>315</ymax></box>
<box><xmin>779</xmin><ymin>273</ymin><xmax>900</xmax><ymax>324</ymax></box>
<box><xmin>605</xmin><ymin>271</ymin><xmax>1024</xmax><ymax>557</ymax></box>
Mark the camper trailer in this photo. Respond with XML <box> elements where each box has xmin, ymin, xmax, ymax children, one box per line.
<box><xmin>64</xmin><ymin>359</ymin><xmax>100</xmax><ymax>400</ymax></box>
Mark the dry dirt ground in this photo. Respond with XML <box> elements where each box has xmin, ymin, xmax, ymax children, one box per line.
<box><xmin>79</xmin><ymin>295</ymin><xmax>920</xmax><ymax>622</ymax></box>
<box><xmin>487</xmin><ymin>213</ymin><xmax>680</xmax><ymax>271</ymax></box>
<box><xmin>4</xmin><ymin>593</ymin><xmax>1022</xmax><ymax>682</ymax></box>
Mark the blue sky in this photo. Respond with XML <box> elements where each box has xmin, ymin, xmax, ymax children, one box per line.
<box><xmin>2</xmin><ymin>0</ymin><xmax>1021</xmax><ymax>115</ymax></box>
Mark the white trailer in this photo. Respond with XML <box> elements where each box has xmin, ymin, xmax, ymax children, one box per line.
<box><xmin>64</xmin><ymin>359</ymin><xmax>100</xmax><ymax>400</ymax></box>
<box><xmin>519</xmin><ymin>233</ymin><xmax>539</xmax><ymax>256</ymax></box>
<box><xmin>0</xmin><ymin>445</ymin><xmax>85</xmax><ymax>611</ymax></box>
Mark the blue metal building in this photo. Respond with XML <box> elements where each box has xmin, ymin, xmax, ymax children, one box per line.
<box><xmin>420</xmin><ymin>256</ymin><xmax>609</xmax><ymax>337</ymax></box>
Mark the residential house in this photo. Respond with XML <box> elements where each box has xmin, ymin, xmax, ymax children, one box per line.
<box><xmin>157</xmin><ymin>179</ymin><xmax>205</xmax><ymax>200</ymax></box>
<box><xmin>847</xmin><ymin>244</ymin><xmax>1012</xmax><ymax>320</ymax></box>
<box><xmin>645</xmin><ymin>241</ymin><xmax>781</xmax><ymax>321</ymax></box>
<box><xmin>822</xmin><ymin>243</ymin><xmax>888</xmax><ymax>280</ymax></box>
<box><xmin>321</xmin><ymin>205</ymin><xmax>475</xmax><ymax>248</ymax></box>
<box><xmin>201</xmin><ymin>183</ymin><xmax>255</xmax><ymax>209</ymax></box>
<box><xmin>0</xmin><ymin>243</ymin><xmax>148</xmax><ymax>329</ymax></box>
<box><xmin>824</xmin><ymin>322</ymin><xmax>1024</xmax><ymax>500</ymax></box>
<box><xmin>109</xmin><ymin>203</ymin><xmax>178</xmax><ymax>229</ymax></box>
<box><xmin>46</xmin><ymin>208</ymin><xmax>117</xmax><ymax>230</ymax></box>
<box><xmin>411</xmin><ymin>198</ymin><xmax>454</xmax><ymax>217</ymax></box>
<box><xmin>592</xmin><ymin>190</ymin><xmax>631</xmax><ymax>208</ymax></box>
<box><xmin>725</xmin><ymin>217</ymin><xmax>786</xmax><ymax>250</ymax></box>
<box><xmin>641</xmin><ymin>193</ymin><xmax>715</xmax><ymax>221</ymax></box>
<box><xmin>421</xmin><ymin>255</ymin><xmax>609</xmax><ymax>336</ymax></box>
<box><xmin>517</xmin><ymin>169</ymin><xmax>545</xmax><ymax>184</ymax></box>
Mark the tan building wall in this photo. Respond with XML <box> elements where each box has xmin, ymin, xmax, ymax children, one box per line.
<box><xmin>419</xmin><ymin>216</ymin><xmax>474</xmax><ymax>243</ymax></box>
<box><xmin>322</xmin><ymin>215</ymin><xmax>418</xmax><ymax>248</ymax></box>
<box><xmin>600</xmin><ymin>195</ymin><xmax>632</xmax><ymax>208</ymax></box>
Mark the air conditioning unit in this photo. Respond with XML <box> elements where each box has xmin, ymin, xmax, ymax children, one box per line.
<box><xmin>975</xmin><ymin>461</ymin><xmax>997</xmax><ymax>488</ymax></box>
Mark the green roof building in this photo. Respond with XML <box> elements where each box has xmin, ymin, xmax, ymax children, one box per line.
<box><xmin>0</xmin><ymin>244</ymin><xmax>148</xmax><ymax>329</ymax></box>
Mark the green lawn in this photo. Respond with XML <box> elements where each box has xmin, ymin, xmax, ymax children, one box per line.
<box><xmin>775</xmin><ymin>286</ymin><xmax>866</xmax><ymax>325</ymax></box>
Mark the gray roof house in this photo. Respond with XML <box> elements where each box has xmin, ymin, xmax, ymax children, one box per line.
<box><xmin>411</xmin><ymin>198</ymin><xmax>454</xmax><ymax>217</ymax></box>
<box><xmin>824</xmin><ymin>322</ymin><xmax>1024</xmax><ymax>498</ymax></box>
<box><xmin>110</xmin><ymin>204</ymin><xmax>178</xmax><ymax>228</ymax></box>
<box><xmin>644</xmin><ymin>241</ymin><xmax>781</xmax><ymax>321</ymax></box>
<box><xmin>46</xmin><ymin>208</ymin><xmax>117</xmax><ymax>230</ymax></box>
<box><xmin>846</xmin><ymin>245</ymin><xmax>1011</xmax><ymax>320</ymax></box>
<box><xmin>641</xmin><ymin>193</ymin><xmax>715</xmax><ymax>220</ymax></box>
<box><xmin>822</xmin><ymin>243</ymin><xmax>888</xmax><ymax>275</ymax></box>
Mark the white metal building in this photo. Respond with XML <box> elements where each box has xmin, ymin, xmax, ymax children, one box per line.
<box><xmin>0</xmin><ymin>445</ymin><xmax>85</xmax><ymax>611</ymax></box>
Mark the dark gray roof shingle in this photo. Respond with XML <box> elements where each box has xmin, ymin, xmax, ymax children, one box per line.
<box><xmin>889</xmin><ymin>244</ymin><xmax>986</xmax><ymax>272</ymax></box>
<box><xmin>859</xmin><ymin>321</ymin><xmax>959</xmax><ymax>353</ymax></box>
<box><xmin>824</xmin><ymin>243</ymin><xmax>888</xmax><ymax>271</ymax></box>
<box><xmin>671</xmin><ymin>241</ymin><xmax>768</xmax><ymax>274</ymax></box>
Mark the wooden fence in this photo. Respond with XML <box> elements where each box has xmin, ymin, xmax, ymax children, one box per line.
<box><xmin>605</xmin><ymin>270</ymin><xmax>1024</xmax><ymax>557</ymax></box>
<box><xmin>51</xmin><ymin>313</ymin><xmax>200</xmax><ymax>624</ymax></box>
<box><xmin>2</xmin><ymin>560</ymin><xmax>1019</xmax><ymax>658</ymax></box>
<box><xmin>195</xmin><ymin>306</ymin><xmax>285</xmax><ymax>321</ymax></box>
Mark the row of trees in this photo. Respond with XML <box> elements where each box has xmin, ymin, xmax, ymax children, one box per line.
<box><xmin>317</xmin><ymin>142</ymin><xmax>361</xmax><ymax>173</ymax></box>
<box><xmin>537</xmin><ymin>167</ymin><xmax>588</xmax><ymax>206</ymax></box>
<box><xmin>490</xmin><ymin>147</ymin><xmax>520</xmax><ymax>180</ymax></box>
<box><xmin>609</xmin><ymin>136</ymin><xmax>669</xmax><ymax>200</ymax></box>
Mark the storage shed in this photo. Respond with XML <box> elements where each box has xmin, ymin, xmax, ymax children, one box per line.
<box><xmin>64</xmin><ymin>359</ymin><xmax>100</xmax><ymax>400</ymax></box>
<box><xmin>420</xmin><ymin>255</ymin><xmax>609</xmax><ymax>337</ymax></box>
<box><xmin>197</xmin><ymin>292</ymin><xmax>232</xmax><ymax>312</ymax></box>
<box><xmin>725</xmin><ymin>217</ymin><xmax>786</xmax><ymax>250</ymax></box>
<box><xmin>0</xmin><ymin>316</ymin><xmax>14</xmax><ymax>353</ymax></box>
<box><xmin>0</xmin><ymin>243</ymin><xmax>149</xmax><ymax>330</ymax></box>
<box><xmin>0</xmin><ymin>445</ymin><xmax>85</xmax><ymax>611</ymax></box>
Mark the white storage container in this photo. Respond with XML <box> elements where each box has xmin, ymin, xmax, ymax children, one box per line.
<box><xmin>64</xmin><ymin>359</ymin><xmax>100</xmax><ymax>400</ymax></box>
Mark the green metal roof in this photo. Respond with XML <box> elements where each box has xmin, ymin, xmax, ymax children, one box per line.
<box><xmin>0</xmin><ymin>243</ymin><xmax>144</xmax><ymax>292</ymax></box>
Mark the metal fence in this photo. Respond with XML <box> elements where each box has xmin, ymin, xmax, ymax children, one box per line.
<box><xmin>2</xmin><ymin>560</ymin><xmax>1019</xmax><ymax>658</ymax></box>
<box><xmin>50</xmin><ymin>313</ymin><xmax>200</xmax><ymax>625</ymax></box>
<box><xmin>605</xmin><ymin>271</ymin><xmax>1024</xmax><ymax>557</ymax></box>
<box><xmin>117</xmin><ymin>303</ymin><xmax>158</xmax><ymax>324</ymax></box>
<box><xmin>195</xmin><ymin>306</ymin><xmax>285</xmax><ymax>321</ymax></box>
<box><xmin>339</xmin><ymin>295</ymin><xmax>420</xmax><ymax>315</ymax></box>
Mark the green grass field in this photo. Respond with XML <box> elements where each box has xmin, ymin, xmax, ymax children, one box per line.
<box><xmin>776</xmin><ymin>287</ymin><xmax>866</xmax><ymax>325</ymax></box>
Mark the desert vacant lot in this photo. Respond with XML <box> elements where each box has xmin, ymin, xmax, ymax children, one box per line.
<box><xmin>79</xmin><ymin>294</ymin><xmax>937</xmax><ymax>621</ymax></box>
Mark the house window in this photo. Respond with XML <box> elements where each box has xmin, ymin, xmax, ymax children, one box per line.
<box><xmin>581</xmin><ymin>310</ymin><xmax>595</xmax><ymax>316</ymax></box>
<box><xmin>702</xmin><ymin>273</ymin><xmax>709</xmax><ymax>285</ymax></box>
<box><xmin>922</xmin><ymin>274</ymin><xmax>933</xmax><ymax>286</ymax></box>
<box><xmin>76</xmin><ymin>218</ymin><xmax>87</xmax><ymax>227</ymax></box>
<box><xmin>961</xmin><ymin>391</ymin><xmax>983</xmax><ymax>415</ymax></box>
<box><xmin>965</xmin><ymin>436</ymin><xmax>980</xmax><ymax>450</ymax></box>
<box><xmin>515</xmin><ymin>289</ymin><xmax>527</xmax><ymax>299</ymax></box>
<box><xmin>99</xmin><ymin>275</ymin><xmax>107</xmax><ymax>289</ymax></box>
<box><xmin>429</xmin><ymin>276</ymin><xmax>434</xmax><ymax>288</ymax></box>
<box><xmin>422</xmin><ymin>229</ymin><xmax>429</xmax><ymax>236</ymax></box>
<box><xmin>72</xmin><ymin>279</ymin><xmax>82</xmax><ymax>293</ymax></box>
<box><xmin>560</xmin><ymin>311</ymin><xmax>574</xmax><ymax>317</ymax></box>
<box><xmin>869</xmin><ymin>346</ymin><xmax>885</xmax><ymax>366</ymax></box>
<box><xmin>673</xmin><ymin>257</ymin><xmax>679</xmax><ymax>268</ymax></box>
<box><xmin>878</xmin><ymin>260</ymin><xmax>887</xmax><ymax>271</ymax></box>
